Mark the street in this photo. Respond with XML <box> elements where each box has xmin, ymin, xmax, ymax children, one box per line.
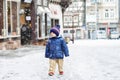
<box><xmin>0</xmin><ymin>40</ymin><xmax>120</xmax><ymax>80</ymax></box>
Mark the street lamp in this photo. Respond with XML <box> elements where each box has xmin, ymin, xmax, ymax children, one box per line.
<box><xmin>72</xmin><ymin>15</ymin><xmax>74</xmax><ymax>44</ymax></box>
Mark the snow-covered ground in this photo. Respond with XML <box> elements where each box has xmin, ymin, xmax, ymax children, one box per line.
<box><xmin>0</xmin><ymin>40</ymin><xmax>120</xmax><ymax>80</ymax></box>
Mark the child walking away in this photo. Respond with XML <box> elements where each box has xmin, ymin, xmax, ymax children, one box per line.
<box><xmin>45</xmin><ymin>25</ymin><xmax>69</xmax><ymax>76</ymax></box>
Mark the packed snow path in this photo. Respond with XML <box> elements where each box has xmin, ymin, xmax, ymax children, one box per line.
<box><xmin>0</xmin><ymin>40</ymin><xmax>120</xmax><ymax>80</ymax></box>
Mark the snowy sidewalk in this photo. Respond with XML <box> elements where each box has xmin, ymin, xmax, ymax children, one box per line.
<box><xmin>0</xmin><ymin>45</ymin><xmax>45</xmax><ymax>58</ymax></box>
<box><xmin>0</xmin><ymin>40</ymin><xmax>120</xmax><ymax>80</ymax></box>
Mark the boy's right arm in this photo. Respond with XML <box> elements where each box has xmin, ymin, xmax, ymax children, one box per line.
<box><xmin>45</xmin><ymin>41</ymin><xmax>50</xmax><ymax>58</ymax></box>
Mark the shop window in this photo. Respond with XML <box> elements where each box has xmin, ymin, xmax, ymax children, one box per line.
<box><xmin>44</xmin><ymin>13</ymin><xmax>51</xmax><ymax>36</ymax></box>
<box><xmin>51</xmin><ymin>19</ymin><xmax>54</xmax><ymax>27</ymax></box>
<box><xmin>51</xmin><ymin>19</ymin><xmax>59</xmax><ymax>27</ymax></box>
<box><xmin>55</xmin><ymin>19</ymin><xmax>59</xmax><ymax>25</ymax></box>
<box><xmin>45</xmin><ymin>13</ymin><xmax>47</xmax><ymax>36</ymax></box>
<box><xmin>63</xmin><ymin>30</ymin><xmax>68</xmax><ymax>33</ymax></box>
<box><xmin>38</xmin><ymin>16</ymin><xmax>41</xmax><ymax>37</ymax></box>
<box><xmin>0</xmin><ymin>0</ymin><xmax>3</xmax><ymax>37</ymax></box>
<box><xmin>99</xmin><ymin>28</ymin><xmax>106</xmax><ymax>30</ymax></box>
<box><xmin>70</xmin><ymin>30</ymin><xmax>75</xmax><ymax>33</ymax></box>
<box><xmin>7</xmin><ymin>1</ymin><xmax>19</xmax><ymax>36</ymax></box>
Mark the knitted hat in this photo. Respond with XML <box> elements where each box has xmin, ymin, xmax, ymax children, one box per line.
<box><xmin>50</xmin><ymin>25</ymin><xmax>60</xmax><ymax>36</ymax></box>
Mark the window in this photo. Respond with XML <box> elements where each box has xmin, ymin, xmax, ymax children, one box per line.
<box><xmin>74</xmin><ymin>16</ymin><xmax>78</xmax><ymax>22</ymax></box>
<box><xmin>105</xmin><ymin>13</ymin><xmax>109</xmax><ymax>18</ymax></box>
<box><xmin>37</xmin><ymin>0</ymin><xmax>42</xmax><ymax>5</ymax></box>
<box><xmin>105</xmin><ymin>0</ymin><xmax>114</xmax><ymax>2</ymax></box>
<box><xmin>110</xmin><ymin>0</ymin><xmax>113</xmax><ymax>1</ymax></box>
<box><xmin>38</xmin><ymin>16</ymin><xmax>41</xmax><ymax>37</ymax></box>
<box><xmin>51</xmin><ymin>19</ymin><xmax>59</xmax><ymax>27</ymax></box>
<box><xmin>69</xmin><ymin>16</ymin><xmax>71</xmax><ymax>22</ymax></box>
<box><xmin>44</xmin><ymin>13</ymin><xmax>51</xmax><ymax>36</ymax></box>
<box><xmin>99</xmin><ymin>28</ymin><xmax>106</xmax><ymax>30</ymax></box>
<box><xmin>73</xmin><ymin>0</ymin><xmax>77</xmax><ymax>2</ymax></box>
<box><xmin>64</xmin><ymin>17</ymin><xmax>67</xmax><ymax>22</ymax></box>
<box><xmin>105</xmin><ymin>0</ymin><xmax>109</xmax><ymax>2</ymax></box>
<box><xmin>104</xmin><ymin>9</ymin><xmax>114</xmax><ymax>19</ymax></box>
<box><xmin>110</xmin><ymin>9</ymin><xmax>114</xmax><ymax>18</ymax></box>
<box><xmin>43</xmin><ymin>0</ymin><xmax>48</xmax><ymax>7</ymax></box>
<box><xmin>0</xmin><ymin>0</ymin><xmax>3</xmax><ymax>37</ymax></box>
<box><xmin>7</xmin><ymin>1</ymin><xmax>19</xmax><ymax>36</ymax></box>
<box><xmin>105</xmin><ymin>9</ymin><xmax>109</xmax><ymax>18</ymax></box>
<box><xmin>45</xmin><ymin>13</ymin><xmax>47</xmax><ymax>36</ymax></box>
<box><xmin>70</xmin><ymin>30</ymin><xmax>75</xmax><ymax>33</ymax></box>
<box><xmin>55</xmin><ymin>20</ymin><xmax>59</xmax><ymax>25</ymax></box>
<box><xmin>91</xmin><ymin>0</ymin><xmax>97</xmax><ymax>3</ymax></box>
<box><xmin>63</xmin><ymin>30</ymin><xmax>68</xmax><ymax>33</ymax></box>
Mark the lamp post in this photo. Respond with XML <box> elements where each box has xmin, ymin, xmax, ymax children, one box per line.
<box><xmin>72</xmin><ymin>15</ymin><xmax>74</xmax><ymax>44</ymax></box>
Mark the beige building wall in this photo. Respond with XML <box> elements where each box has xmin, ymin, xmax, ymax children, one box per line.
<box><xmin>86</xmin><ymin>0</ymin><xmax>119</xmax><ymax>39</ymax></box>
<box><xmin>98</xmin><ymin>0</ymin><xmax>119</xmax><ymax>23</ymax></box>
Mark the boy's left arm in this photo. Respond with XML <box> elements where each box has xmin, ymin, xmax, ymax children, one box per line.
<box><xmin>61</xmin><ymin>39</ymin><xmax>69</xmax><ymax>57</ymax></box>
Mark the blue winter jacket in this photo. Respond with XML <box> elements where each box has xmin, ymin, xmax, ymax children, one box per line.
<box><xmin>45</xmin><ymin>36</ymin><xmax>69</xmax><ymax>59</ymax></box>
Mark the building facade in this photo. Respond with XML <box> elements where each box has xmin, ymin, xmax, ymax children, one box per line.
<box><xmin>36</xmin><ymin>0</ymin><xmax>63</xmax><ymax>44</ymax></box>
<box><xmin>49</xmin><ymin>0</ymin><xmax>65</xmax><ymax>36</ymax></box>
<box><xmin>0</xmin><ymin>0</ymin><xmax>71</xmax><ymax>49</ymax></box>
<box><xmin>20</xmin><ymin>0</ymin><xmax>36</xmax><ymax>45</ymax></box>
<box><xmin>63</xmin><ymin>0</ymin><xmax>85</xmax><ymax>40</ymax></box>
<box><xmin>35</xmin><ymin>0</ymin><xmax>50</xmax><ymax>42</ymax></box>
<box><xmin>0</xmin><ymin>0</ymin><xmax>21</xmax><ymax>49</ymax></box>
<box><xmin>86</xmin><ymin>0</ymin><xmax>120</xmax><ymax>39</ymax></box>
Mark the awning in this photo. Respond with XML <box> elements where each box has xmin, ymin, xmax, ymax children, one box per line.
<box><xmin>37</xmin><ymin>6</ymin><xmax>44</xmax><ymax>15</ymax></box>
<box><xmin>44</xmin><ymin>7</ymin><xmax>51</xmax><ymax>13</ymax></box>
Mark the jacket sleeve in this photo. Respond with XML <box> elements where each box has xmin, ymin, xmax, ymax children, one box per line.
<box><xmin>45</xmin><ymin>40</ymin><xmax>50</xmax><ymax>58</ymax></box>
<box><xmin>61</xmin><ymin>38</ymin><xmax>69</xmax><ymax>57</ymax></box>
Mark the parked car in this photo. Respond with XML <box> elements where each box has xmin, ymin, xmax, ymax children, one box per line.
<box><xmin>96</xmin><ymin>30</ymin><xmax>107</xmax><ymax>39</ymax></box>
<box><xmin>110</xmin><ymin>31</ymin><xmax>119</xmax><ymax>39</ymax></box>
